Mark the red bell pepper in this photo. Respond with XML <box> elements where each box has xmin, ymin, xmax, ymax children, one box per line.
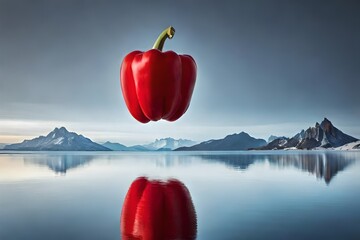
<box><xmin>120</xmin><ymin>177</ymin><xmax>197</xmax><ymax>240</ymax></box>
<box><xmin>120</xmin><ymin>26</ymin><xmax>197</xmax><ymax>123</ymax></box>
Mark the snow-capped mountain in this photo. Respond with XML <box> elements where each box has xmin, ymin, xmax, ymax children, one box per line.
<box><xmin>143</xmin><ymin>138</ymin><xmax>197</xmax><ymax>150</ymax></box>
<box><xmin>4</xmin><ymin>127</ymin><xmax>110</xmax><ymax>151</ymax></box>
<box><xmin>101</xmin><ymin>138</ymin><xmax>196</xmax><ymax>151</ymax></box>
<box><xmin>258</xmin><ymin>118</ymin><xmax>358</xmax><ymax>150</ymax></box>
<box><xmin>268</xmin><ymin>135</ymin><xmax>285</xmax><ymax>143</ymax></box>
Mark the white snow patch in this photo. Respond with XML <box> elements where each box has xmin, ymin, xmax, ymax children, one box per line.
<box><xmin>335</xmin><ymin>140</ymin><xmax>360</xmax><ymax>151</ymax></box>
<box><xmin>321</xmin><ymin>134</ymin><xmax>329</xmax><ymax>146</ymax></box>
<box><xmin>53</xmin><ymin>137</ymin><xmax>64</xmax><ymax>145</ymax></box>
<box><xmin>284</xmin><ymin>147</ymin><xmax>298</xmax><ymax>150</ymax></box>
<box><xmin>278</xmin><ymin>139</ymin><xmax>288</xmax><ymax>147</ymax></box>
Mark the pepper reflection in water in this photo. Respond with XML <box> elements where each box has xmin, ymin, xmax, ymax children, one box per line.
<box><xmin>121</xmin><ymin>177</ymin><xmax>197</xmax><ymax>240</ymax></box>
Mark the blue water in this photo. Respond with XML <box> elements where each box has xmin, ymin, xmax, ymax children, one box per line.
<box><xmin>0</xmin><ymin>151</ymin><xmax>360</xmax><ymax>240</ymax></box>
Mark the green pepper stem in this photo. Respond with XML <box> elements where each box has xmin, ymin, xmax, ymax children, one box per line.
<box><xmin>152</xmin><ymin>26</ymin><xmax>175</xmax><ymax>51</ymax></box>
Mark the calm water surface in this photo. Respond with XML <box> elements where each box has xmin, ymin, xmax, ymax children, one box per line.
<box><xmin>0</xmin><ymin>151</ymin><xmax>360</xmax><ymax>240</ymax></box>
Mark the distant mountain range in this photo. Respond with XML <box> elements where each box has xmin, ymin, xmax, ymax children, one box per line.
<box><xmin>256</xmin><ymin>118</ymin><xmax>358</xmax><ymax>150</ymax></box>
<box><xmin>102</xmin><ymin>138</ymin><xmax>196</xmax><ymax>151</ymax></box>
<box><xmin>175</xmin><ymin>132</ymin><xmax>267</xmax><ymax>151</ymax></box>
<box><xmin>1</xmin><ymin>118</ymin><xmax>358</xmax><ymax>151</ymax></box>
<box><xmin>0</xmin><ymin>143</ymin><xmax>6</xmax><ymax>150</ymax></box>
<box><xmin>4</xmin><ymin>127</ymin><xmax>110</xmax><ymax>151</ymax></box>
<box><xmin>143</xmin><ymin>138</ymin><xmax>197</xmax><ymax>150</ymax></box>
<box><xmin>2</xmin><ymin>128</ymin><xmax>195</xmax><ymax>152</ymax></box>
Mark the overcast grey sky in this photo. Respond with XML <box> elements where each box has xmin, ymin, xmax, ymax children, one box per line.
<box><xmin>1</xmin><ymin>0</ymin><xmax>359</xmax><ymax>145</ymax></box>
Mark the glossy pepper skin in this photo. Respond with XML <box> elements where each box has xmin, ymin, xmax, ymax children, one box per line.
<box><xmin>120</xmin><ymin>177</ymin><xmax>197</xmax><ymax>240</ymax></box>
<box><xmin>120</xmin><ymin>26</ymin><xmax>197</xmax><ymax>123</ymax></box>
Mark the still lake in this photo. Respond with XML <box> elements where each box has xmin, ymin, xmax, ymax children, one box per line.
<box><xmin>0</xmin><ymin>151</ymin><xmax>360</xmax><ymax>240</ymax></box>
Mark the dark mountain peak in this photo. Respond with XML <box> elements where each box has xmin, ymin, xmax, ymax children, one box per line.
<box><xmin>315</xmin><ymin>122</ymin><xmax>320</xmax><ymax>127</ymax></box>
<box><xmin>176</xmin><ymin>132</ymin><xmax>266</xmax><ymax>151</ymax></box>
<box><xmin>236</xmin><ymin>131</ymin><xmax>250</xmax><ymax>137</ymax></box>
<box><xmin>223</xmin><ymin>132</ymin><xmax>250</xmax><ymax>140</ymax></box>
<box><xmin>49</xmin><ymin>126</ymin><xmax>69</xmax><ymax>135</ymax></box>
<box><xmin>323</xmin><ymin>117</ymin><xmax>331</xmax><ymax>123</ymax></box>
<box><xmin>320</xmin><ymin>118</ymin><xmax>333</xmax><ymax>132</ymax></box>
<box><xmin>46</xmin><ymin>127</ymin><xmax>72</xmax><ymax>139</ymax></box>
<box><xmin>53</xmin><ymin>126</ymin><xmax>68</xmax><ymax>132</ymax></box>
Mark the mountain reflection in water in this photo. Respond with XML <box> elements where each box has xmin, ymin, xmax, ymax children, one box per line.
<box><xmin>23</xmin><ymin>154</ymin><xmax>94</xmax><ymax>174</ymax></box>
<box><xmin>199</xmin><ymin>151</ymin><xmax>356</xmax><ymax>184</ymax></box>
<box><xmin>15</xmin><ymin>151</ymin><xmax>357</xmax><ymax>184</ymax></box>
